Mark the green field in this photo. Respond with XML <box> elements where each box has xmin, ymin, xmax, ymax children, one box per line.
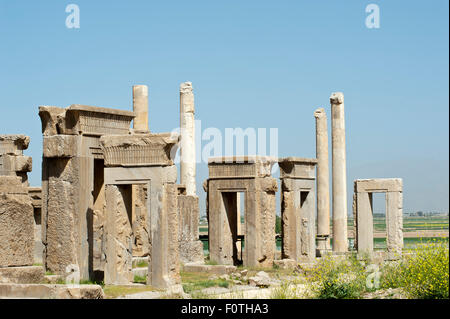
<box><xmin>346</xmin><ymin>216</ymin><xmax>449</xmax><ymax>232</ymax></box>
<box><xmin>200</xmin><ymin>215</ymin><xmax>449</xmax><ymax>254</ymax></box>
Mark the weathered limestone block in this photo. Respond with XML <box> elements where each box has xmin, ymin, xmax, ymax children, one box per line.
<box><xmin>43</xmin><ymin>135</ymin><xmax>81</xmax><ymax>158</ymax></box>
<box><xmin>100</xmin><ymin>133</ymin><xmax>180</xmax><ymax>167</ymax></box>
<box><xmin>38</xmin><ymin>106</ymin><xmax>66</xmax><ymax>136</ymax></box>
<box><xmin>177</xmin><ymin>193</ymin><xmax>204</xmax><ymax>264</ymax></box>
<box><xmin>93</xmin><ymin>207</ymin><xmax>105</xmax><ymax>271</ymax></box>
<box><xmin>148</xmin><ymin>183</ymin><xmax>181</xmax><ymax>288</ymax></box>
<box><xmin>44</xmin><ymin>157</ymin><xmax>80</xmax><ymax>275</ymax></box>
<box><xmin>14</xmin><ymin>156</ymin><xmax>32</xmax><ymax>172</ymax></box>
<box><xmin>208</xmin><ymin>156</ymin><xmax>277</xmax><ymax>178</ymax></box>
<box><xmin>386</xmin><ymin>191</ymin><xmax>403</xmax><ymax>259</ymax></box>
<box><xmin>0</xmin><ymin>266</ymin><xmax>45</xmax><ymax>284</ymax></box>
<box><xmin>257</xmin><ymin>187</ymin><xmax>276</xmax><ymax>268</ymax></box>
<box><xmin>0</xmin><ymin>135</ymin><xmax>30</xmax><ymax>155</ymax></box>
<box><xmin>132</xmin><ymin>184</ymin><xmax>149</xmax><ymax>257</ymax></box>
<box><xmin>279</xmin><ymin>158</ymin><xmax>317</xmax><ymax>263</ymax></box>
<box><xmin>0</xmin><ymin>177</ymin><xmax>34</xmax><ymax>267</ymax></box>
<box><xmin>0</xmin><ymin>155</ymin><xmax>32</xmax><ymax>187</ymax></box>
<box><xmin>278</xmin><ymin>157</ymin><xmax>317</xmax><ymax>179</ymax></box>
<box><xmin>355</xmin><ymin>178</ymin><xmax>403</xmax><ymax>193</ymax></box>
<box><xmin>165</xmin><ymin>183</ymin><xmax>181</xmax><ymax>286</ymax></box>
<box><xmin>182</xmin><ymin>263</ymin><xmax>237</xmax><ymax>275</ymax></box>
<box><xmin>104</xmin><ymin>185</ymin><xmax>133</xmax><ymax>285</ymax></box>
<box><xmin>258</xmin><ymin>177</ymin><xmax>278</xmax><ymax>193</ymax></box>
<box><xmin>273</xmin><ymin>259</ymin><xmax>297</xmax><ymax>270</ymax></box>
<box><xmin>0</xmin><ymin>283</ymin><xmax>104</xmax><ymax>299</ymax></box>
<box><xmin>62</xmin><ymin>105</ymin><xmax>135</xmax><ymax>136</ymax></box>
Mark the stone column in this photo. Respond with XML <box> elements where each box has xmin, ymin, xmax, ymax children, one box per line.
<box><xmin>330</xmin><ymin>92</ymin><xmax>348</xmax><ymax>253</ymax></box>
<box><xmin>180</xmin><ymin>82</ymin><xmax>196</xmax><ymax>196</ymax></box>
<box><xmin>133</xmin><ymin>85</ymin><xmax>149</xmax><ymax>132</ymax></box>
<box><xmin>314</xmin><ymin>108</ymin><xmax>331</xmax><ymax>251</ymax></box>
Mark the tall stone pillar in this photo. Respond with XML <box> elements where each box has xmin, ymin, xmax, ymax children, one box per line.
<box><xmin>180</xmin><ymin>82</ymin><xmax>196</xmax><ymax>196</ymax></box>
<box><xmin>330</xmin><ymin>92</ymin><xmax>348</xmax><ymax>253</ymax></box>
<box><xmin>314</xmin><ymin>108</ymin><xmax>331</xmax><ymax>251</ymax></box>
<box><xmin>133</xmin><ymin>85</ymin><xmax>149</xmax><ymax>132</ymax></box>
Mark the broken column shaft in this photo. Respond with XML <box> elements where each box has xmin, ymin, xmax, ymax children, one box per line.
<box><xmin>133</xmin><ymin>85</ymin><xmax>149</xmax><ymax>132</ymax></box>
<box><xmin>330</xmin><ymin>92</ymin><xmax>348</xmax><ymax>253</ymax></box>
<box><xmin>314</xmin><ymin>108</ymin><xmax>331</xmax><ymax>251</ymax></box>
<box><xmin>180</xmin><ymin>82</ymin><xmax>196</xmax><ymax>196</ymax></box>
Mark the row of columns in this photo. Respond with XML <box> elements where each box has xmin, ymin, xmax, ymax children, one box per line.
<box><xmin>315</xmin><ymin>92</ymin><xmax>348</xmax><ymax>253</ymax></box>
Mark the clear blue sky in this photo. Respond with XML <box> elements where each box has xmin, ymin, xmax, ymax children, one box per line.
<box><xmin>0</xmin><ymin>1</ymin><xmax>448</xmax><ymax>214</ymax></box>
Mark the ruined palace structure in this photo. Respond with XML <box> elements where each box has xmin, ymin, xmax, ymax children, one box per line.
<box><xmin>0</xmin><ymin>135</ymin><xmax>44</xmax><ymax>284</ymax></box>
<box><xmin>279</xmin><ymin>157</ymin><xmax>318</xmax><ymax>263</ymax></box>
<box><xmin>33</xmin><ymin>83</ymin><xmax>203</xmax><ymax>288</ymax></box>
<box><xmin>0</xmin><ymin>86</ymin><xmax>407</xmax><ymax>294</ymax></box>
<box><xmin>101</xmin><ymin>133</ymin><xmax>180</xmax><ymax>287</ymax></box>
<box><xmin>353</xmin><ymin>178</ymin><xmax>403</xmax><ymax>259</ymax></box>
<box><xmin>205</xmin><ymin>156</ymin><xmax>278</xmax><ymax>268</ymax></box>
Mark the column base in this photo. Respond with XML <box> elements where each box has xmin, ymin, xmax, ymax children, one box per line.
<box><xmin>316</xmin><ymin>236</ymin><xmax>331</xmax><ymax>257</ymax></box>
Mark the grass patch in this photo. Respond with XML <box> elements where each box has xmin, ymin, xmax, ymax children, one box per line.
<box><xmin>135</xmin><ymin>260</ymin><xmax>148</xmax><ymax>268</ymax></box>
<box><xmin>181</xmin><ymin>271</ymin><xmax>231</xmax><ymax>295</ymax></box>
<box><xmin>79</xmin><ymin>279</ymin><xmax>104</xmax><ymax>286</ymax></box>
<box><xmin>133</xmin><ymin>275</ymin><xmax>147</xmax><ymax>284</ymax></box>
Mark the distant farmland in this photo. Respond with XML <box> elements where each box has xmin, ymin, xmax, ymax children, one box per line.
<box><xmin>199</xmin><ymin>215</ymin><xmax>449</xmax><ymax>252</ymax></box>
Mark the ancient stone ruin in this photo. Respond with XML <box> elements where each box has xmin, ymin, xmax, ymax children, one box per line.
<box><xmin>0</xmin><ymin>85</ymin><xmax>406</xmax><ymax>298</ymax></box>
<box><xmin>205</xmin><ymin>156</ymin><xmax>278</xmax><ymax>268</ymax></box>
<box><xmin>353</xmin><ymin>178</ymin><xmax>403</xmax><ymax>259</ymax></box>
<box><xmin>0</xmin><ymin>135</ymin><xmax>44</xmax><ymax>285</ymax></box>
<box><xmin>279</xmin><ymin>157</ymin><xmax>317</xmax><ymax>263</ymax></box>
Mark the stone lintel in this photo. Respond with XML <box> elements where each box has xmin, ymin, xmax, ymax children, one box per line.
<box><xmin>355</xmin><ymin>178</ymin><xmax>402</xmax><ymax>193</ymax></box>
<box><xmin>208</xmin><ymin>155</ymin><xmax>277</xmax><ymax>164</ymax></box>
<box><xmin>63</xmin><ymin>105</ymin><xmax>135</xmax><ymax>136</ymax></box>
<box><xmin>67</xmin><ymin>104</ymin><xmax>135</xmax><ymax>117</ymax></box>
<box><xmin>208</xmin><ymin>156</ymin><xmax>276</xmax><ymax>179</ymax></box>
<box><xmin>101</xmin><ymin>133</ymin><xmax>180</xmax><ymax>167</ymax></box>
<box><xmin>278</xmin><ymin>157</ymin><xmax>317</xmax><ymax>179</ymax></box>
<box><xmin>28</xmin><ymin>187</ymin><xmax>42</xmax><ymax>209</ymax></box>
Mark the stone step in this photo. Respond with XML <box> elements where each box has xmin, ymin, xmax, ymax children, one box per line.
<box><xmin>0</xmin><ymin>283</ymin><xmax>104</xmax><ymax>299</ymax></box>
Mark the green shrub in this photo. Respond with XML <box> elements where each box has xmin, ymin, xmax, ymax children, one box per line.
<box><xmin>401</xmin><ymin>242</ymin><xmax>448</xmax><ymax>299</ymax></box>
<box><xmin>308</xmin><ymin>254</ymin><xmax>367</xmax><ymax>299</ymax></box>
<box><xmin>380</xmin><ymin>241</ymin><xmax>449</xmax><ymax>299</ymax></box>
